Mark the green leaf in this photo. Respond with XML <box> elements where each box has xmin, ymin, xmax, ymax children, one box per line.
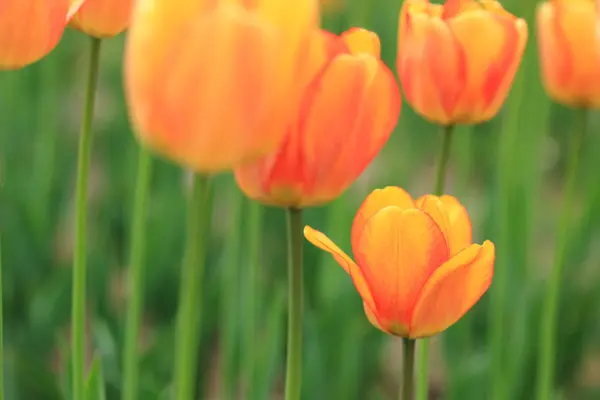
<box><xmin>85</xmin><ymin>355</ymin><xmax>106</xmax><ymax>400</ymax></box>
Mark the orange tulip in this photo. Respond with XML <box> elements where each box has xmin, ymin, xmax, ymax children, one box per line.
<box><xmin>70</xmin><ymin>0</ymin><xmax>132</xmax><ymax>37</ymax></box>
<box><xmin>537</xmin><ymin>0</ymin><xmax>600</xmax><ymax>108</ymax></box>
<box><xmin>397</xmin><ymin>0</ymin><xmax>528</xmax><ymax>125</ymax></box>
<box><xmin>234</xmin><ymin>28</ymin><xmax>401</xmax><ymax>208</ymax></box>
<box><xmin>304</xmin><ymin>187</ymin><xmax>495</xmax><ymax>338</ymax></box>
<box><xmin>125</xmin><ymin>0</ymin><xmax>319</xmax><ymax>173</ymax></box>
<box><xmin>0</xmin><ymin>0</ymin><xmax>84</xmax><ymax>69</ymax></box>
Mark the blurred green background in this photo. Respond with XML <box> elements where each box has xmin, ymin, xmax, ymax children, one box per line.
<box><xmin>1</xmin><ymin>0</ymin><xmax>600</xmax><ymax>399</ymax></box>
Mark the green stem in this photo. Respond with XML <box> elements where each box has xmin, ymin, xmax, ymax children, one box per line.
<box><xmin>415</xmin><ymin>124</ymin><xmax>454</xmax><ymax>400</ymax></box>
<box><xmin>174</xmin><ymin>174</ymin><xmax>212</xmax><ymax>400</ymax></box>
<box><xmin>284</xmin><ymin>207</ymin><xmax>303</xmax><ymax>400</ymax></box>
<box><xmin>536</xmin><ymin>108</ymin><xmax>588</xmax><ymax>400</ymax></box>
<box><xmin>122</xmin><ymin>146</ymin><xmax>153</xmax><ymax>400</ymax></box>
<box><xmin>219</xmin><ymin>185</ymin><xmax>244</xmax><ymax>399</ymax></box>
<box><xmin>434</xmin><ymin>125</ymin><xmax>454</xmax><ymax>196</ymax></box>
<box><xmin>71</xmin><ymin>36</ymin><xmax>101</xmax><ymax>400</ymax></box>
<box><xmin>243</xmin><ymin>201</ymin><xmax>263</xmax><ymax>397</ymax></box>
<box><xmin>402</xmin><ymin>339</ymin><xmax>416</xmax><ymax>400</ymax></box>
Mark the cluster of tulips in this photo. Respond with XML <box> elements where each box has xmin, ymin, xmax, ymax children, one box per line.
<box><xmin>1</xmin><ymin>0</ymin><xmax>598</xmax><ymax>399</ymax></box>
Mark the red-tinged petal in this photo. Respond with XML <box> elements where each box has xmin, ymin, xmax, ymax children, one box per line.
<box><xmin>352</xmin><ymin>187</ymin><xmax>415</xmax><ymax>254</ymax></box>
<box><xmin>410</xmin><ymin>241</ymin><xmax>495</xmax><ymax>338</ymax></box>
<box><xmin>127</xmin><ymin>5</ymin><xmax>281</xmax><ymax>172</ymax></box>
<box><xmin>398</xmin><ymin>8</ymin><xmax>466</xmax><ymax>125</ymax></box>
<box><xmin>69</xmin><ymin>0</ymin><xmax>132</xmax><ymax>37</ymax></box>
<box><xmin>297</xmin><ymin>52</ymin><xmax>400</xmax><ymax>207</ymax></box>
<box><xmin>449</xmin><ymin>10</ymin><xmax>526</xmax><ymax>123</ymax></box>
<box><xmin>416</xmin><ymin>194</ymin><xmax>472</xmax><ymax>256</ymax></box>
<box><xmin>341</xmin><ymin>27</ymin><xmax>381</xmax><ymax>57</ymax></box>
<box><xmin>304</xmin><ymin>226</ymin><xmax>376</xmax><ymax>311</ymax></box>
<box><xmin>442</xmin><ymin>0</ymin><xmax>476</xmax><ymax>19</ymax></box>
<box><xmin>355</xmin><ymin>207</ymin><xmax>449</xmax><ymax>329</ymax></box>
<box><xmin>363</xmin><ymin>302</ymin><xmax>405</xmax><ymax>335</ymax></box>
<box><xmin>0</xmin><ymin>0</ymin><xmax>71</xmax><ymax>69</ymax></box>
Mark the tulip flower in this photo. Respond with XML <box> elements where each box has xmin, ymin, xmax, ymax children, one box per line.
<box><xmin>304</xmin><ymin>186</ymin><xmax>495</xmax><ymax>338</ymax></box>
<box><xmin>70</xmin><ymin>0</ymin><xmax>132</xmax><ymax>37</ymax></box>
<box><xmin>537</xmin><ymin>0</ymin><xmax>600</xmax><ymax>108</ymax></box>
<box><xmin>397</xmin><ymin>0</ymin><xmax>528</xmax><ymax>125</ymax></box>
<box><xmin>235</xmin><ymin>28</ymin><xmax>401</xmax><ymax>208</ymax></box>
<box><xmin>0</xmin><ymin>0</ymin><xmax>84</xmax><ymax>69</ymax></box>
<box><xmin>125</xmin><ymin>0</ymin><xmax>319</xmax><ymax>173</ymax></box>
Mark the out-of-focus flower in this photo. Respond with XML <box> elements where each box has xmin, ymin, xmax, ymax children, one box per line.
<box><xmin>125</xmin><ymin>0</ymin><xmax>319</xmax><ymax>173</ymax></box>
<box><xmin>235</xmin><ymin>28</ymin><xmax>401</xmax><ymax>208</ymax></box>
<box><xmin>0</xmin><ymin>0</ymin><xmax>84</xmax><ymax>69</ymax></box>
<box><xmin>397</xmin><ymin>0</ymin><xmax>528</xmax><ymax>125</ymax></box>
<box><xmin>70</xmin><ymin>0</ymin><xmax>132</xmax><ymax>37</ymax></box>
<box><xmin>537</xmin><ymin>0</ymin><xmax>600</xmax><ymax>108</ymax></box>
<box><xmin>304</xmin><ymin>186</ymin><xmax>494</xmax><ymax>338</ymax></box>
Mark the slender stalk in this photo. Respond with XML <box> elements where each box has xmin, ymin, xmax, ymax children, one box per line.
<box><xmin>122</xmin><ymin>146</ymin><xmax>153</xmax><ymax>400</ymax></box>
<box><xmin>174</xmin><ymin>174</ymin><xmax>212</xmax><ymax>400</ymax></box>
<box><xmin>71</xmin><ymin>37</ymin><xmax>102</xmax><ymax>400</ymax></box>
<box><xmin>402</xmin><ymin>339</ymin><xmax>416</xmax><ymax>400</ymax></box>
<box><xmin>242</xmin><ymin>201</ymin><xmax>263</xmax><ymax>397</ymax></box>
<box><xmin>219</xmin><ymin>185</ymin><xmax>244</xmax><ymax>399</ymax></box>
<box><xmin>415</xmin><ymin>124</ymin><xmax>454</xmax><ymax>400</ymax></box>
<box><xmin>536</xmin><ymin>108</ymin><xmax>588</xmax><ymax>400</ymax></box>
<box><xmin>284</xmin><ymin>208</ymin><xmax>303</xmax><ymax>400</ymax></box>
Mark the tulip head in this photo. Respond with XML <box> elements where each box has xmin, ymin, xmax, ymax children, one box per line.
<box><xmin>398</xmin><ymin>0</ymin><xmax>528</xmax><ymax>125</ymax></box>
<box><xmin>305</xmin><ymin>187</ymin><xmax>494</xmax><ymax>338</ymax></box>
<box><xmin>537</xmin><ymin>0</ymin><xmax>600</xmax><ymax>108</ymax></box>
<box><xmin>234</xmin><ymin>28</ymin><xmax>401</xmax><ymax>208</ymax></box>
<box><xmin>0</xmin><ymin>0</ymin><xmax>83</xmax><ymax>69</ymax></box>
<box><xmin>70</xmin><ymin>0</ymin><xmax>132</xmax><ymax>37</ymax></box>
<box><xmin>125</xmin><ymin>0</ymin><xmax>319</xmax><ymax>173</ymax></box>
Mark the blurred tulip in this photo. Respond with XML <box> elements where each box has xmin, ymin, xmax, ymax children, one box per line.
<box><xmin>537</xmin><ymin>0</ymin><xmax>600</xmax><ymax>108</ymax></box>
<box><xmin>397</xmin><ymin>0</ymin><xmax>528</xmax><ymax>125</ymax></box>
<box><xmin>235</xmin><ymin>28</ymin><xmax>401</xmax><ymax>208</ymax></box>
<box><xmin>0</xmin><ymin>0</ymin><xmax>84</xmax><ymax>69</ymax></box>
<box><xmin>305</xmin><ymin>186</ymin><xmax>495</xmax><ymax>338</ymax></box>
<box><xmin>70</xmin><ymin>0</ymin><xmax>132</xmax><ymax>37</ymax></box>
<box><xmin>125</xmin><ymin>0</ymin><xmax>319</xmax><ymax>173</ymax></box>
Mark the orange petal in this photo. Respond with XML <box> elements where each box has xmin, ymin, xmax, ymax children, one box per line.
<box><xmin>304</xmin><ymin>226</ymin><xmax>375</xmax><ymax>310</ymax></box>
<box><xmin>449</xmin><ymin>10</ymin><xmax>527</xmax><ymax>123</ymax></box>
<box><xmin>341</xmin><ymin>27</ymin><xmax>381</xmax><ymax>57</ymax></box>
<box><xmin>295</xmin><ymin>52</ymin><xmax>400</xmax><ymax>207</ymax></box>
<box><xmin>355</xmin><ymin>207</ymin><xmax>449</xmax><ymax>329</ymax></box>
<box><xmin>416</xmin><ymin>194</ymin><xmax>472</xmax><ymax>255</ymax></box>
<box><xmin>69</xmin><ymin>0</ymin><xmax>133</xmax><ymax>37</ymax></box>
<box><xmin>398</xmin><ymin>8</ymin><xmax>466</xmax><ymax>125</ymax></box>
<box><xmin>352</xmin><ymin>187</ymin><xmax>415</xmax><ymax>254</ymax></box>
<box><xmin>410</xmin><ymin>240</ymin><xmax>495</xmax><ymax>338</ymax></box>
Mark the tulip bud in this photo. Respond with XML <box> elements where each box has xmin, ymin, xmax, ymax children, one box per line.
<box><xmin>70</xmin><ymin>0</ymin><xmax>132</xmax><ymax>37</ymax></box>
<box><xmin>235</xmin><ymin>28</ymin><xmax>401</xmax><ymax>208</ymax></box>
<box><xmin>397</xmin><ymin>0</ymin><xmax>528</xmax><ymax>125</ymax></box>
<box><xmin>0</xmin><ymin>0</ymin><xmax>83</xmax><ymax>69</ymax></box>
<box><xmin>537</xmin><ymin>0</ymin><xmax>600</xmax><ymax>108</ymax></box>
<box><xmin>304</xmin><ymin>187</ymin><xmax>494</xmax><ymax>338</ymax></box>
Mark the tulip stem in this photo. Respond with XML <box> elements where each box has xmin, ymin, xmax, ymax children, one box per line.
<box><xmin>415</xmin><ymin>124</ymin><xmax>455</xmax><ymax>400</ymax></box>
<box><xmin>536</xmin><ymin>108</ymin><xmax>588</xmax><ymax>400</ymax></box>
<box><xmin>284</xmin><ymin>207</ymin><xmax>304</xmax><ymax>400</ymax></box>
<box><xmin>174</xmin><ymin>174</ymin><xmax>213</xmax><ymax>400</ymax></box>
<box><xmin>434</xmin><ymin>125</ymin><xmax>454</xmax><ymax>196</ymax></box>
<box><xmin>122</xmin><ymin>146</ymin><xmax>153</xmax><ymax>400</ymax></box>
<box><xmin>401</xmin><ymin>339</ymin><xmax>416</xmax><ymax>400</ymax></box>
<box><xmin>71</xmin><ymin>36</ymin><xmax>101</xmax><ymax>400</ymax></box>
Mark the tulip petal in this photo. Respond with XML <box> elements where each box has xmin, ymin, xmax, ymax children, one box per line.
<box><xmin>449</xmin><ymin>10</ymin><xmax>526</xmax><ymax>122</ymax></box>
<box><xmin>298</xmin><ymin>52</ymin><xmax>401</xmax><ymax>206</ymax></box>
<box><xmin>69</xmin><ymin>0</ymin><xmax>132</xmax><ymax>37</ymax></box>
<box><xmin>355</xmin><ymin>207</ymin><xmax>449</xmax><ymax>328</ymax></box>
<box><xmin>304</xmin><ymin>226</ymin><xmax>375</xmax><ymax>310</ymax></box>
<box><xmin>410</xmin><ymin>241</ymin><xmax>495</xmax><ymax>338</ymax></box>
<box><xmin>341</xmin><ymin>27</ymin><xmax>381</xmax><ymax>57</ymax></box>
<box><xmin>416</xmin><ymin>194</ymin><xmax>472</xmax><ymax>256</ymax></box>
<box><xmin>352</xmin><ymin>187</ymin><xmax>414</xmax><ymax>253</ymax></box>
